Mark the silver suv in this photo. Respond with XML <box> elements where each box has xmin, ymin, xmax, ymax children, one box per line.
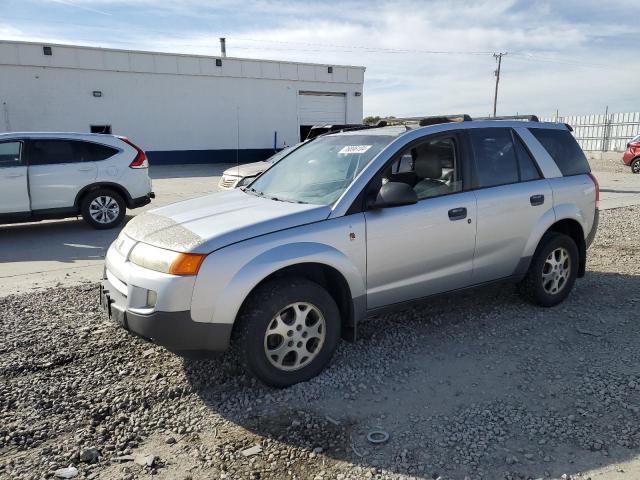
<box><xmin>101</xmin><ymin>115</ymin><xmax>599</xmax><ymax>387</ymax></box>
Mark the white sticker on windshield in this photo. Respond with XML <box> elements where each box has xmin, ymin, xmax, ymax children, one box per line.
<box><xmin>338</xmin><ymin>145</ymin><xmax>372</xmax><ymax>154</ymax></box>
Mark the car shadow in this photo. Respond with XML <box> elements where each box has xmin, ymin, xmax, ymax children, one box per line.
<box><xmin>183</xmin><ymin>270</ymin><xmax>640</xmax><ymax>479</ymax></box>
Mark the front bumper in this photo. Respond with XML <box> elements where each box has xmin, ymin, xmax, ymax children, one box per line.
<box><xmin>100</xmin><ymin>275</ymin><xmax>232</xmax><ymax>352</ymax></box>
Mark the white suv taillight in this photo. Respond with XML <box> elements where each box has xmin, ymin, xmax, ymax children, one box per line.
<box><xmin>588</xmin><ymin>173</ymin><xmax>600</xmax><ymax>209</ymax></box>
<box><xmin>119</xmin><ymin>137</ymin><xmax>149</xmax><ymax>169</ymax></box>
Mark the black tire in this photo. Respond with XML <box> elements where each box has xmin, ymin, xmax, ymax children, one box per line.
<box><xmin>234</xmin><ymin>276</ymin><xmax>341</xmax><ymax>388</ymax></box>
<box><xmin>631</xmin><ymin>158</ymin><xmax>640</xmax><ymax>174</ymax></box>
<box><xmin>80</xmin><ymin>188</ymin><xmax>126</xmax><ymax>229</ymax></box>
<box><xmin>518</xmin><ymin>232</ymin><xmax>579</xmax><ymax>307</ymax></box>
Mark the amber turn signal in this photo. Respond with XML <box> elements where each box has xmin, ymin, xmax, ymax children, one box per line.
<box><xmin>168</xmin><ymin>253</ymin><xmax>206</xmax><ymax>275</ymax></box>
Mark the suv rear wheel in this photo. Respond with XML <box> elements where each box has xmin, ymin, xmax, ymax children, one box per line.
<box><xmin>234</xmin><ymin>277</ymin><xmax>341</xmax><ymax>387</ymax></box>
<box><xmin>80</xmin><ymin>188</ymin><xmax>126</xmax><ymax>229</ymax></box>
<box><xmin>631</xmin><ymin>158</ymin><xmax>640</xmax><ymax>174</ymax></box>
<box><xmin>518</xmin><ymin>232</ymin><xmax>579</xmax><ymax>307</ymax></box>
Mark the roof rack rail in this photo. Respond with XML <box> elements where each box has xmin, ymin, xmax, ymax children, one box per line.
<box><xmin>475</xmin><ymin>115</ymin><xmax>539</xmax><ymax>122</ymax></box>
<box><xmin>306</xmin><ymin>123</ymin><xmax>372</xmax><ymax>139</ymax></box>
<box><xmin>376</xmin><ymin>114</ymin><xmax>472</xmax><ymax>127</ymax></box>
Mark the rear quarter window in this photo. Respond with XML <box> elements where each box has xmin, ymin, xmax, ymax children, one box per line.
<box><xmin>80</xmin><ymin>141</ymin><xmax>118</xmax><ymax>161</ymax></box>
<box><xmin>530</xmin><ymin>128</ymin><xmax>590</xmax><ymax>176</ymax></box>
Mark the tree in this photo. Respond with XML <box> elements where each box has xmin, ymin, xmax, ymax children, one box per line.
<box><xmin>362</xmin><ymin>115</ymin><xmax>381</xmax><ymax>125</ymax></box>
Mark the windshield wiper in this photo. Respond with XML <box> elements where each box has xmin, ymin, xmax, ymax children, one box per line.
<box><xmin>246</xmin><ymin>187</ymin><xmax>266</xmax><ymax>197</ymax></box>
<box><xmin>246</xmin><ymin>188</ymin><xmax>307</xmax><ymax>204</ymax></box>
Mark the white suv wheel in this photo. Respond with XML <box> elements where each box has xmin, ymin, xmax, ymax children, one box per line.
<box><xmin>89</xmin><ymin>196</ymin><xmax>121</xmax><ymax>224</ymax></box>
<box><xmin>81</xmin><ymin>188</ymin><xmax>126</xmax><ymax>229</ymax></box>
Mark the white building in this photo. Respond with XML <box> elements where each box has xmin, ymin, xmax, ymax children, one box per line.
<box><xmin>0</xmin><ymin>40</ymin><xmax>365</xmax><ymax>164</ymax></box>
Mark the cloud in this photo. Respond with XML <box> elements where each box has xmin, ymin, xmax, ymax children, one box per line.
<box><xmin>3</xmin><ymin>0</ymin><xmax>638</xmax><ymax>116</ymax></box>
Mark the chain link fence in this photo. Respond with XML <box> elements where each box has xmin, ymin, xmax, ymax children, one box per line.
<box><xmin>540</xmin><ymin>111</ymin><xmax>640</xmax><ymax>152</ymax></box>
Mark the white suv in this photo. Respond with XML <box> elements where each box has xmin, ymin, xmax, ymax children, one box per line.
<box><xmin>0</xmin><ymin>133</ymin><xmax>154</xmax><ymax>229</ymax></box>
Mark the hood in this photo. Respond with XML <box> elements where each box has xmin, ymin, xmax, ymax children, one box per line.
<box><xmin>222</xmin><ymin>161</ymin><xmax>270</xmax><ymax>178</ymax></box>
<box><xmin>123</xmin><ymin>189</ymin><xmax>331</xmax><ymax>253</ymax></box>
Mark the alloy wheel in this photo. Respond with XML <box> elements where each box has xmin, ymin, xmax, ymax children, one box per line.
<box><xmin>542</xmin><ymin>247</ymin><xmax>571</xmax><ymax>295</ymax></box>
<box><xmin>263</xmin><ymin>302</ymin><xmax>326</xmax><ymax>371</ymax></box>
<box><xmin>89</xmin><ymin>196</ymin><xmax>120</xmax><ymax>224</ymax></box>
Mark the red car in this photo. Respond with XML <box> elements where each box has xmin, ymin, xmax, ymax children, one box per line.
<box><xmin>623</xmin><ymin>134</ymin><xmax>640</xmax><ymax>173</ymax></box>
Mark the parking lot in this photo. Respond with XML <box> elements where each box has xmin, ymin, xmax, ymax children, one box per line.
<box><xmin>2</xmin><ymin>157</ymin><xmax>640</xmax><ymax>480</ymax></box>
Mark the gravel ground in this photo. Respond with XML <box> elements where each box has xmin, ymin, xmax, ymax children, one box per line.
<box><xmin>2</xmin><ymin>206</ymin><xmax>639</xmax><ymax>480</ymax></box>
<box><xmin>586</xmin><ymin>152</ymin><xmax>629</xmax><ymax>175</ymax></box>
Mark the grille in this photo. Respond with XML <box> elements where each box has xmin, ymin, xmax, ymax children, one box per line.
<box><xmin>219</xmin><ymin>175</ymin><xmax>239</xmax><ymax>189</ymax></box>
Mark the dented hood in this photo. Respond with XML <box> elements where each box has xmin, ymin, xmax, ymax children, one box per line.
<box><xmin>123</xmin><ymin>189</ymin><xmax>331</xmax><ymax>253</ymax></box>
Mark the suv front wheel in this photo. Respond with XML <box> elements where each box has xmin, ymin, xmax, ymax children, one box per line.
<box><xmin>518</xmin><ymin>232</ymin><xmax>579</xmax><ymax>307</ymax></box>
<box><xmin>234</xmin><ymin>277</ymin><xmax>341</xmax><ymax>387</ymax></box>
<box><xmin>80</xmin><ymin>188</ymin><xmax>126</xmax><ymax>229</ymax></box>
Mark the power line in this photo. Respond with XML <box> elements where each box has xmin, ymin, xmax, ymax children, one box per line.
<box><xmin>0</xmin><ymin>15</ymin><xmax>611</xmax><ymax>67</ymax></box>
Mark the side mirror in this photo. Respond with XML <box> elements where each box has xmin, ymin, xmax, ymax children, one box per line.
<box><xmin>368</xmin><ymin>181</ymin><xmax>418</xmax><ymax>209</ymax></box>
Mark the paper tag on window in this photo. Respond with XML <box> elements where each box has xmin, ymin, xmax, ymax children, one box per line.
<box><xmin>338</xmin><ymin>145</ymin><xmax>372</xmax><ymax>154</ymax></box>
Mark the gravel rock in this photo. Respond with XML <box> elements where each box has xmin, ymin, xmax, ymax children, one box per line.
<box><xmin>53</xmin><ymin>466</ymin><xmax>78</xmax><ymax>478</ymax></box>
<box><xmin>79</xmin><ymin>447</ymin><xmax>100</xmax><ymax>464</ymax></box>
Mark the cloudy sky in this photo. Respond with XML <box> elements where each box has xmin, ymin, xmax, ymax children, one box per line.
<box><xmin>1</xmin><ymin>0</ymin><xmax>637</xmax><ymax>118</ymax></box>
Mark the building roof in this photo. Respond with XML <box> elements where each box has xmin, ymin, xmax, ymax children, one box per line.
<box><xmin>0</xmin><ymin>39</ymin><xmax>365</xmax><ymax>84</ymax></box>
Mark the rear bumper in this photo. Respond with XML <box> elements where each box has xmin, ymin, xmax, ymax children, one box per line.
<box><xmin>128</xmin><ymin>192</ymin><xmax>155</xmax><ymax>209</ymax></box>
<box><xmin>622</xmin><ymin>150</ymin><xmax>636</xmax><ymax>165</ymax></box>
<box><xmin>586</xmin><ymin>208</ymin><xmax>599</xmax><ymax>249</ymax></box>
<box><xmin>100</xmin><ymin>277</ymin><xmax>232</xmax><ymax>352</ymax></box>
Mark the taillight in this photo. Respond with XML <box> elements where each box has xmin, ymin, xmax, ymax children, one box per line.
<box><xmin>119</xmin><ymin>137</ymin><xmax>148</xmax><ymax>169</ymax></box>
<box><xmin>588</xmin><ymin>173</ymin><xmax>600</xmax><ymax>209</ymax></box>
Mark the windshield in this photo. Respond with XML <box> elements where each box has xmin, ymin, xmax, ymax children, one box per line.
<box><xmin>247</xmin><ymin>134</ymin><xmax>394</xmax><ymax>205</ymax></box>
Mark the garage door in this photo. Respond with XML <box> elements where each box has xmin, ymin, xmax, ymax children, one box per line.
<box><xmin>298</xmin><ymin>91</ymin><xmax>346</xmax><ymax>125</ymax></box>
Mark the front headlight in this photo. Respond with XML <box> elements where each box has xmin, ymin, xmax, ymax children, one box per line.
<box><xmin>237</xmin><ymin>175</ymin><xmax>257</xmax><ymax>188</ymax></box>
<box><xmin>129</xmin><ymin>243</ymin><xmax>206</xmax><ymax>275</ymax></box>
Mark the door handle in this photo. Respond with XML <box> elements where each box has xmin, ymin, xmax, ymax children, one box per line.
<box><xmin>530</xmin><ymin>194</ymin><xmax>545</xmax><ymax>206</ymax></box>
<box><xmin>77</xmin><ymin>167</ymin><xmax>93</xmax><ymax>172</ymax></box>
<box><xmin>4</xmin><ymin>172</ymin><xmax>24</xmax><ymax>178</ymax></box>
<box><xmin>448</xmin><ymin>207</ymin><xmax>467</xmax><ymax>221</ymax></box>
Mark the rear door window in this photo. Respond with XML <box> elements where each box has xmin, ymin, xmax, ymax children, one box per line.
<box><xmin>513</xmin><ymin>134</ymin><xmax>541</xmax><ymax>181</ymax></box>
<box><xmin>469</xmin><ymin>128</ymin><xmax>519</xmax><ymax>188</ymax></box>
<box><xmin>0</xmin><ymin>142</ymin><xmax>22</xmax><ymax>167</ymax></box>
<box><xmin>529</xmin><ymin>128</ymin><xmax>590</xmax><ymax>176</ymax></box>
<box><xmin>28</xmin><ymin>140</ymin><xmax>78</xmax><ymax>165</ymax></box>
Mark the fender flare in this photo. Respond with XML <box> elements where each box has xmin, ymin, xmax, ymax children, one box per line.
<box><xmin>517</xmin><ymin>205</ymin><xmax>587</xmax><ymax>276</ymax></box>
<box><xmin>191</xmin><ymin>241</ymin><xmax>366</xmax><ymax>327</ymax></box>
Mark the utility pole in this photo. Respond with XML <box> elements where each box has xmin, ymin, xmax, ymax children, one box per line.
<box><xmin>492</xmin><ymin>52</ymin><xmax>506</xmax><ymax>117</ymax></box>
